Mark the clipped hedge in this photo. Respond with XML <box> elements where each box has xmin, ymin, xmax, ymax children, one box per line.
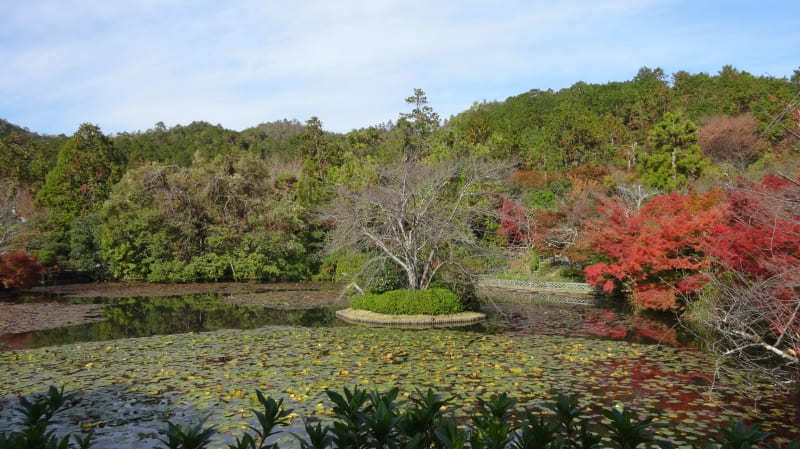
<box><xmin>349</xmin><ymin>288</ymin><xmax>463</xmax><ymax>315</ymax></box>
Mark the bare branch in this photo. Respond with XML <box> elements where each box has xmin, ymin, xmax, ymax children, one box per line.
<box><xmin>321</xmin><ymin>157</ymin><xmax>507</xmax><ymax>290</ymax></box>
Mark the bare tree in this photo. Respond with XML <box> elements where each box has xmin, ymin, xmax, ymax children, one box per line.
<box><xmin>695</xmin><ymin>270</ymin><xmax>799</xmax><ymax>394</ymax></box>
<box><xmin>615</xmin><ymin>183</ymin><xmax>660</xmax><ymax>216</ymax></box>
<box><xmin>543</xmin><ymin>223</ymin><xmax>579</xmax><ymax>251</ymax></box>
<box><xmin>323</xmin><ymin>158</ymin><xmax>504</xmax><ymax>290</ymax></box>
<box><xmin>0</xmin><ymin>207</ymin><xmax>15</xmax><ymax>253</ymax></box>
<box><xmin>697</xmin><ymin>114</ymin><xmax>765</xmax><ymax>170</ymax></box>
<box><xmin>688</xmin><ymin>175</ymin><xmax>800</xmax><ymax>398</ymax></box>
<box><xmin>0</xmin><ymin>180</ymin><xmax>23</xmax><ymax>253</ymax></box>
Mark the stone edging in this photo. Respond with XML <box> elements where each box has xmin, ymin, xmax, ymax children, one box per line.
<box><xmin>336</xmin><ymin>308</ymin><xmax>486</xmax><ymax>329</ymax></box>
<box><xmin>479</xmin><ymin>290</ymin><xmax>597</xmax><ymax>306</ymax></box>
<box><xmin>477</xmin><ymin>277</ymin><xmax>597</xmax><ymax>295</ymax></box>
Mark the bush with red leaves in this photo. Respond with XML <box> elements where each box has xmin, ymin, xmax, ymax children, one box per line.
<box><xmin>710</xmin><ymin>174</ymin><xmax>800</xmax><ymax>284</ymax></box>
<box><xmin>498</xmin><ymin>199</ymin><xmax>532</xmax><ymax>246</ymax></box>
<box><xmin>0</xmin><ymin>251</ymin><xmax>45</xmax><ymax>290</ymax></box>
<box><xmin>583</xmin><ymin>190</ymin><xmax>725</xmax><ymax>310</ymax></box>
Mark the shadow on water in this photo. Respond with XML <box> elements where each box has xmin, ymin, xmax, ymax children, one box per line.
<box><xmin>0</xmin><ymin>294</ymin><xmax>341</xmax><ymax>350</ymax></box>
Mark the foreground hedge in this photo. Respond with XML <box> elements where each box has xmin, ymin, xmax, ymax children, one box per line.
<box><xmin>3</xmin><ymin>385</ymin><xmax>797</xmax><ymax>449</ymax></box>
<box><xmin>349</xmin><ymin>288</ymin><xmax>463</xmax><ymax>315</ymax></box>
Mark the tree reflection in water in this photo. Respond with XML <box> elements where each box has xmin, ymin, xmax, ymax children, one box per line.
<box><xmin>1</xmin><ymin>294</ymin><xmax>338</xmax><ymax>349</ymax></box>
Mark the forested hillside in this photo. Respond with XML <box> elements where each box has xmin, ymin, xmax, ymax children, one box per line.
<box><xmin>1</xmin><ymin>66</ymin><xmax>798</xmax><ymax>287</ymax></box>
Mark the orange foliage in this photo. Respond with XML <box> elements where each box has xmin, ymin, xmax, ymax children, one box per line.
<box><xmin>567</xmin><ymin>164</ymin><xmax>609</xmax><ymax>182</ymax></box>
<box><xmin>0</xmin><ymin>251</ymin><xmax>45</xmax><ymax>290</ymax></box>
<box><xmin>508</xmin><ymin>170</ymin><xmax>547</xmax><ymax>190</ymax></box>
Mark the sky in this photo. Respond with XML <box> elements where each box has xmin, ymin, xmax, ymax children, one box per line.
<box><xmin>1</xmin><ymin>0</ymin><xmax>799</xmax><ymax>136</ymax></box>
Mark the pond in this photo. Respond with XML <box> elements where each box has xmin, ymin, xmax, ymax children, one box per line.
<box><xmin>1</xmin><ymin>294</ymin><xmax>340</xmax><ymax>349</ymax></box>
<box><xmin>0</xmin><ymin>286</ymin><xmax>798</xmax><ymax>448</ymax></box>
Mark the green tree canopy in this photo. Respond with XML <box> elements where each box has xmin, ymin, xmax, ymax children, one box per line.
<box><xmin>37</xmin><ymin>124</ymin><xmax>125</xmax><ymax>224</ymax></box>
<box><xmin>639</xmin><ymin>112</ymin><xmax>707</xmax><ymax>191</ymax></box>
<box><xmin>397</xmin><ymin>88</ymin><xmax>440</xmax><ymax>161</ymax></box>
<box><xmin>100</xmin><ymin>152</ymin><xmax>316</xmax><ymax>282</ymax></box>
<box><xmin>297</xmin><ymin>117</ymin><xmax>341</xmax><ymax>207</ymax></box>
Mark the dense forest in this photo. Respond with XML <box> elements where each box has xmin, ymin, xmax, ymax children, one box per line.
<box><xmin>1</xmin><ymin>65</ymin><xmax>799</xmax><ymax>289</ymax></box>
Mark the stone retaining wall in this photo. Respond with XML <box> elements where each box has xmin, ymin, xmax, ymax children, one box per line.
<box><xmin>477</xmin><ymin>277</ymin><xmax>597</xmax><ymax>296</ymax></box>
<box><xmin>336</xmin><ymin>309</ymin><xmax>486</xmax><ymax>329</ymax></box>
<box><xmin>478</xmin><ymin>288</ymin><xmax>596</xmax><ymax>306</ymax></box>
<box><xmin>476</xmin><ymin>277</ymin><xmax>599</xmax><ymax>307</ymax></box>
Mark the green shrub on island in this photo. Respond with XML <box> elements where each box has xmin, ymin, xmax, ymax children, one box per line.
<box><xmin>349</xmin><ymin>288</ymin><xmax>463</xmax><ymax>315</ymax></box>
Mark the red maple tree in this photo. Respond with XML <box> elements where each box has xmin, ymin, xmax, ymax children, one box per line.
<box><xmin>498</xmin><ymin>199</ymin><xmax>533</xmax><ymax>246</ymax></box>
<box><xmin>710</xmin><ymin>174</ymin><xmax>800</xmax><ymax>282</ymax></box>
<box><xmin>0</xmin><ymin>251</ymin><xmax>45</xmax><ymax>290</ymax></box>
<box><xmin>583</xmin><ymin>191</ymin><xmax>725</xmax><ymax>310</ymax></box>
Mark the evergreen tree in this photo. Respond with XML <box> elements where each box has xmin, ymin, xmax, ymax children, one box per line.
<box><xmin>297</xmin><ymin>117</ymin><xmax>337</xmax><ymax>207</ymax></box>
<box><xmin>37</xmin><ymin>123</ymin><xmax>124</xmax><ymax>224</ymax></box>
<box><xmin>398</xmin><ymin>88</ymin><xmax>440</xmax><ymax>161</ymax></box>
<box><xmin>34</xmin><ymin>124</ymin><xmax>125</xmax><ymax>264</ymax></box>
<box><xmin>639</xmin><ymin>112</ymin><xmax>707</xmax><ymax>191</ymax></box>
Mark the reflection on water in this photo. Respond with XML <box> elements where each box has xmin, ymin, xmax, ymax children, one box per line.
<box><xmin>3</xmin><ymin>290</ymin><xmax>687</xmax><ymax>351</ymax></box>
<box><xmin>1</xmin><ymin>294</ymin><xmax>340</xmax><ymax>350</ymax></box>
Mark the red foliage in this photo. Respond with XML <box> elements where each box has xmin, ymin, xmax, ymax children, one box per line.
<box><xmin>584</xmin><ymin>311</ymin><xmax>679</xmax><ymax>346</ymax></box>
<box><xmin>710</xmin><ymin>175</ymin><xmax>800</xmax><ymax>282</ymax></box>
<box><xmin>0</xmin><ymin>251</ymin><xmax>45</xmax><ymax>290</ymax></box>
<box><xmin>631</xmin><ymin>318</ymin><xmax>679</xmax><ymax>346</ymax></box>
<box><xmin>585</xmin><ymin>311</ymin><xmax>628</xmax><ymax>339</ymax></box>
<box><xmin>498</xmin><ymin>200</ymin><xmax>532</xmax><ymax>245</ymax></box>
<box><xmin>709</xmin><ymin>174</ymin><xmax>800</xmax><ymax>343</ymax></box>
<box><xmin>628</xmin><ymin>360</ymin><xmax>711</xmax><ymax>410</ymax></box>
<box><xmin>583</xmin><ymin>191</ymin><xmax>725</xmax><ymax>310</ymax></box>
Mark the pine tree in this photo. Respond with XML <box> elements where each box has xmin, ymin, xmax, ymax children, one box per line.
<box><xmin>640</xmin><ymin>112</ymin><xmax>707</xmax><ymax>191</ymax></box>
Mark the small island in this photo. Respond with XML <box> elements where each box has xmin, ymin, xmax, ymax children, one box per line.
<box><xmin>336</xmin><ymin>288</ymin><xmax>486</xmax><ymax>328</ymax></box>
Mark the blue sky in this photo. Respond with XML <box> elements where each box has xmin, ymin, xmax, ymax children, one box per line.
<box><xmin>1</xmin><ymin>0</ymin><xmax>798</xmax><ymax>135</ymax></box>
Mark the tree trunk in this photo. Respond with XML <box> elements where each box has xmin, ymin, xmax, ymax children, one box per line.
<box><xmin>671</xmin><ymin>148</ymin><xmax>677</xmax><ymax>183</ymax></box>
